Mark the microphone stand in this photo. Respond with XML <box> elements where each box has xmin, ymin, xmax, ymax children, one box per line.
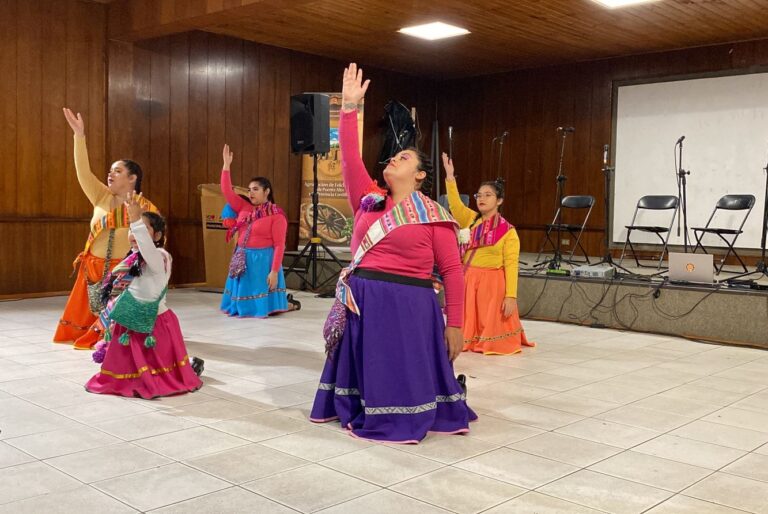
<box><xmin>676</xmin><ymin>139</ymin><xmax>691</xmax><ymax>252</ymax></box>
<box><xmin>534</xmin><ymin>128</ymin><xmax>571</xmax><ymax>271</ymax></box>
<box><xmin>489</xmin><ymin>135</ymin><xmax>498</xmax><ymax>176</ymax></box>
<box><xmin>593</xmin><ymin>144</ymin><xmax>633</xmax><ymax>273</ymax></box>
<box><xmin>497</xmin><ymin>131</ymin><xmax>508</xmax><ymax>177</ymax></box>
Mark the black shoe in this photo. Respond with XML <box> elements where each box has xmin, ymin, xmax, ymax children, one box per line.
<box><xmin>457</xmin><ymin>374</ymin><xmax>467</xmax><ymax>396</ymax></box>
<box><xmin>287</xmin><ymin>294</ymin><xmax>302</xmax><ymax>311</ymax></box>
<box><xmin>191</xmin><ymin>357</ymin><xmax>205</xmax><ymax>377</ymax></box>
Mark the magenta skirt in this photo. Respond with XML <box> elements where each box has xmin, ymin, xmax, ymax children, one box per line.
<box><xmin>85</xmin><ymin>310</ymin><xmax>203</xmax><ymax>399</ymax></box>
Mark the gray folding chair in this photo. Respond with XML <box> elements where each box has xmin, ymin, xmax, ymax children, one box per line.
<box><xmin>692</xmin><ymin>194</ymin><xmax>755</xmax><ymax>274</ymax></box>
<box><xmin>439</xmin><ymin>193</ymin><xmax>470</xmax><ymax>210</ymax></box>
<box><xmin>620</xmin><ymin>195</ymin><xmax>679</xmax><ymax>270</ymax></box>
<box><xmin>536</xmin><ymin>195</ymin><xmax>595</xmax><ymax>264</ymax></box>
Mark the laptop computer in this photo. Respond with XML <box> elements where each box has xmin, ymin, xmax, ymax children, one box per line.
<box><xmin>668</xmin><ymin>252</ymin><xmax>714</xmax><ymax>284</ymax></box>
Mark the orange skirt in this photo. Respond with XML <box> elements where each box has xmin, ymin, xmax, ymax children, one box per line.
<box><xmin>54</xmin><ymin>252</ymin><xmax>120</xmax><ymax>349</ymax></box>
<box><xmin>462</xmin><ymin>266</ymin><xmax>534</xmax><ymax>355</ymax></box>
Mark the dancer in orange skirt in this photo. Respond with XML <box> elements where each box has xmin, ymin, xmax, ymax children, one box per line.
<box><xmin>54</xmin><ymin>108</ymin><xmax>158</xmax><ymax>349</ymax></box>
<box><xmin>443</xmin><ymin>153</ymin><xmax>534</xmax><ymax>355</ymax></box>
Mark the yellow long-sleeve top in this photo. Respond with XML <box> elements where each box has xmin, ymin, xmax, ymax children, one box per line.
<box><xmin>445</xmin><ymin>179</ymin><xmax>520</xmax><ymax>298</ymax></box>
<box><xmin>74</xmin><ymin>135</ymin><xmax>156</xmax><ymax>259</ymax></box>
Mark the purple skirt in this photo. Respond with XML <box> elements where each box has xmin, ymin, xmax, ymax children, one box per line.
<box><xmin>310</xmin><ymin>274</ymin><xmax>477</xmax><ymax>443</ymax></box>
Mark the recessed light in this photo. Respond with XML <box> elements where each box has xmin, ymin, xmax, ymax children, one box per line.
<box><xmin>398</xmin><ymin>22</ymin><xmax>470</xmax><ymax>41</ymax></box>
<box><xmin>591</xmin><ymin>0</ymin><xmax>661</xmax><ymax>8</ymax></box>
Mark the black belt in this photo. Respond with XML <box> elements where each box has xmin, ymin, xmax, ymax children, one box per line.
<box><xmin>353</xmin><ymin>268</ymin><xmax>433</xmax><ymax>288</ymax></box>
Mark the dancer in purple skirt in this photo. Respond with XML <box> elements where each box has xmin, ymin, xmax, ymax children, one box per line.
<box><xmin>310</xmin><ymin>63</ymin><xmax>477</xmax><ymax>443</ymax></box>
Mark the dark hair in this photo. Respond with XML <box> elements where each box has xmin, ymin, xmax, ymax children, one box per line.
<box><xmin>238</xmin><ymin>194</ymin><xmax>250</xmax><ymax>203</ymax></box>
<box><xmin>142</xmin><ymin>211</ymin><xmax>167</xmax><ymax>248</ymax></box>
<box><xmin>120</xmin><ymin>159</ymin><xmax>143</xmax><ymax>193</ymax></box>
<box><xmin>249</xmin><ymin>177</ymin><xmax>275</xmax><ymax>203</ymax></box>
<box><xmin>473</xmin><ymin>178</ymin><xmax>506</xmax><ymax>223</ymax></box>
<box><xmin>479</xmin><ymin>177</ymin><xmax>506</xmax><ymax>199</ymax></box>
<box><xmin>406</xmin><ymin>147</ymin><xmax>434</xmax><ymax>196</ymax></box>
<box><xmin>100</xmin><ymin>211</ymin><xmax>167</xmax><ymax>304</ymax></box>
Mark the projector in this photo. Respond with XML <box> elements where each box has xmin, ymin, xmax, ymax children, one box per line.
<box><xmin>572</xmin><ymin>264</ymin><xmax>615</xmax><ymax>279</ymax></box>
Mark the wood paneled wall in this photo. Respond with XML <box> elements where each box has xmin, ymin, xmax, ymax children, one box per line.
<box><xmin>106</xmin><ymin>32</ymin><xmax>437</xmax><ymax>286</ymax></box>
<box><xmin>5</xmin><ymin>0</ymin><xmax>768</xmax><ymax>296</ymax></box>
<box><xmin>439</xmin><ymin>39</ymin><xmax>768</xmax><ymax>256</ymax></box>
<box><xmin>0</xmin><ymin>0</ymin><xmax>107</xmax><ymax>295</ymax></box>
<box><xmin>0</xmin><ymin>3</ymin><xmax>435</xmax><ymax>296</ymax></box>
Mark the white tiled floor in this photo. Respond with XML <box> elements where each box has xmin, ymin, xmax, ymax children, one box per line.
<box><xmin>1</xmin><ymin>290</ymin><xmax>768</xmax><ymax>513</ymax></box>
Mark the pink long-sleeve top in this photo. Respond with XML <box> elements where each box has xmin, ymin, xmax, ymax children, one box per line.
<box><xmin>220</xmin><ymin>171</ymin><xmax>287</xmax><ymax>273</ymax></box>
<box><xmin>340</xmin><ymin>110</ymin><xmax>464</xmax><ymax>328</ymax></box>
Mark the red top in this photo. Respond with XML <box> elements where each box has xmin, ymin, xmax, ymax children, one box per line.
<box><xmin>340</xmin><ymin>110</ymin><xmax>464</xmax><ymax>328</ymax></box>
<box><xmin>220</xmin><ymin>171</ymin><xmax>287</xmax><ymax>273</ymax></box>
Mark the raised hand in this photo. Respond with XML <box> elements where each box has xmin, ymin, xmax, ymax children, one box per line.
<box><xmin>341</xmin><ymin>63</ymin><xmax>370</xmax><ymax>112</ymax></box>
<box><xmin>442</xmin><ymin>152</ymin><xmax>455</xmax><ymax>180</ymax></box>
<box><xmin>124</xmin><ymin>190</ymin><xmax>144</xmax><ymax>223</ymax></box>
<box><xmin>222</xmin><ymin>144</ymin><xmax>234</xmax><ymax>170</ymax></box>
<box><xmin>62</xmin><ymin>108</ymin><xmax>85</xmax><ymax>137</ymax></box>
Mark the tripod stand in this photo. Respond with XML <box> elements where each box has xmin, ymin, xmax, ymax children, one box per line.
<box><xmin>592</xmin><ymin>144</ymin><xmax>633</xmax><ymax>274</ymax></box>
<box><xmin>675</xmin><ymin>136</ymin><xmax>691</xmax><ymax>252</ymax></box>
<box><xmin>285</xmin><ymin>154</ymin><xmax>346</xmax><ymax>293</ymax></box>
<box><xmin>535</xmin><ymin>128</ymin><xmax>572</xmax><ymax>271</ymax></box>
<box><xmin>726</xmin><ymin>156</ymin><xmax>768</xmax><ymax>283</ymax></box>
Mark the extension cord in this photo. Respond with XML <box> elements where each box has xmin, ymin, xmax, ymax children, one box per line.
<box><xmin>546</xmin><ymin>269</ymin><xmax>570</xmax><ymax>276</ymax></box>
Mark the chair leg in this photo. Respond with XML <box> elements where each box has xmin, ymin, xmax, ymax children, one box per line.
<box><xmin>628</xmin><ymin>238</ymin><xmax>642</xmax><ymax>268</ymax></box>
<box><xmin>656</xmin><ymin>232</ymin><xmax>671</xmax><ymax>271</ymax></box>
<box><xmin>716</xmin><ymin>233</ymin><xmax>748</xmax><ymax>273</ymax></box>
<box><xmin>536</xmin><ymin>227</ymin><xmax>556</xmax><ymax>263</ymax></box>
<box><xmin>692</xmin><ymin>230</ymin><xmax>707</xmax><ymax>255</ymax></box>
<box><xmin>569</xmin><ymin>228</ymin><xmax>591</xmax><ymax>265</ymax></box>
<box><xmin>619</xmin><ymin>229</ymin><xmax>632</xmax><ymax>267</ymax></box>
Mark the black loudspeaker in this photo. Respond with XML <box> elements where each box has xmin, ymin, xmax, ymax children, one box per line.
<box><xmin>290</xmin><ymin>93</ymin><xmax>330</xmax><ymax>154</ymax></box>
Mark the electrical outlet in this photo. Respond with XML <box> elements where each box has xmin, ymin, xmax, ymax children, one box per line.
<box><xmin>561</xmin><ymin>239</ymin><xmax>570</xmax><ymax>246</ymax></box>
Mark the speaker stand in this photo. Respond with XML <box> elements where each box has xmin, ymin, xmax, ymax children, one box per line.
<box><xmin>285</xmin><ymin>154</ymin><xmax>346</xmax><ymax>294</ymax></box>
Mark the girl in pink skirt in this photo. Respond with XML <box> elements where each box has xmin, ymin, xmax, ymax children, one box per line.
<box><xmin>86</xmin><ymin>192</ymin><xmax>203</xmax><ymax>399</ymax></box>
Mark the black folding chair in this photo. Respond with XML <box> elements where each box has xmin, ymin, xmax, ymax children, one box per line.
<box><xmin>692</xmin><ymin>194</ymin><xmax>755</xmax><ymax>274</ymax></box>
<box><xmin>536</xmin><ymin>195</ymin><xmax>595</xmax><ymax>264</ymax></box>
<box><xmin>620</xmin><ymin>195</ymin><xmax>679</xmax><ymax>270</ymax></box>
<box><xmin>438</xmin><ymin>193</ymin><xmax>470</xmax><ymax>210</ymax></box>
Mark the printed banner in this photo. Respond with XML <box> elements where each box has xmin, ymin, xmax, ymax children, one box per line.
<box><xmin>298</xmin><ymin>93</ymin><xmax>363</xmax><ymax>250</ymax></box>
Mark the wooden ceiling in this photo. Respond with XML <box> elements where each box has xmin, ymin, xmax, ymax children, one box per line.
<box><xmin>109</xmin><ymin>0</ymin><xmax>768</xmax><ymax>78</ymax></box>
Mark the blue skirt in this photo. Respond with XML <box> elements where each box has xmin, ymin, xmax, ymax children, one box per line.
<box><xmin>220</xmin><ymin>247</ymin><xmax>288</xmax><ymax>318</ymax></box>
<box><xmin>310</xmin><ymin>274</ymin><xmax>477</xmax><ymax>443</ymax></box>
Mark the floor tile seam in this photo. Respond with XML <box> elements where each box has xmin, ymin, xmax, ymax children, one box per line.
<box><xmin>532</xmin><ymin>466</ymin><xmax>677</xmax><ymax>513</ymax></box>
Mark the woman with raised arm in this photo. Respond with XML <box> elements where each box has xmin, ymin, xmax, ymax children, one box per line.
<box><xmin>86</xmin><ymin>192</ymin><xmax>203</xmax><ymax>398</ymax></box>
<box><xmin>219</xmin><ymin>146</ymin><xmax>300</xmax><ymax>317</ymax></box>
<box><xmin>442</xmin><ymin>153</ymin><xmax>534</xmax><ymax>355</ymax></box>
<box><xmin>310</xmin><ymin>64</ymin><xmax>476</xmax><ymax>443</ymax></box>
<box><xmin>54</xmin><ymin>108</ymin><xmax>158</xmax><ymax>350</ymax></box>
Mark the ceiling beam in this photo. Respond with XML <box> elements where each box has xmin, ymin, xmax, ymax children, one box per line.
<box><xmin>107</xmin><ymin>0</ymin><xmax>317</xmax><ymax>42</ymax></box>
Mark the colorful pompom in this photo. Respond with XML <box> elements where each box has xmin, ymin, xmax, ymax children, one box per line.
<box><xmin>144</xmin><ymin>335</ymin><xmax>156</xmax><ymax>349</ymax></box>
<box><xmin>92</xmin><ymin>341</ymin><xmax>107</xmax><ymax>363</ymax></box>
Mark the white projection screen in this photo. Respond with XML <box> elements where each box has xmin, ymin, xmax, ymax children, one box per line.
<box><xmin>613</xmin><ymin>72</ymin><xmax>768</xmax><ymax>249</ymax></box>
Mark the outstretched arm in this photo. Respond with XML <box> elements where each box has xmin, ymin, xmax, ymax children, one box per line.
<box><xmin>220</xmin><ymin>144</ymin><xmax>252</xmax><ymax>213</ymax></box>
<box><xmin>125</xmin><ymin>192</ymin><xmax>165</xmax><ymax>274</ymax></box>
<box><xmin>64</xmin><ymin>108</ymin><xmax>111</xmax><ymax>209</ymax></box>
<box><xmin>442</xmin><ymin>153</ymin><xmax>478</xmax><ymax>228</ymax></box>
<box><xmin>340</xmin><ymin>63</ymin><xmax>374</xmax><ymax>213</ymax></box>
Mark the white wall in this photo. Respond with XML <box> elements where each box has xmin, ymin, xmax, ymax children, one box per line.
<box><xmin>613</xmin><ymin>72</ymin><xmax>768</xmax><ymax>249</ymax></box>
